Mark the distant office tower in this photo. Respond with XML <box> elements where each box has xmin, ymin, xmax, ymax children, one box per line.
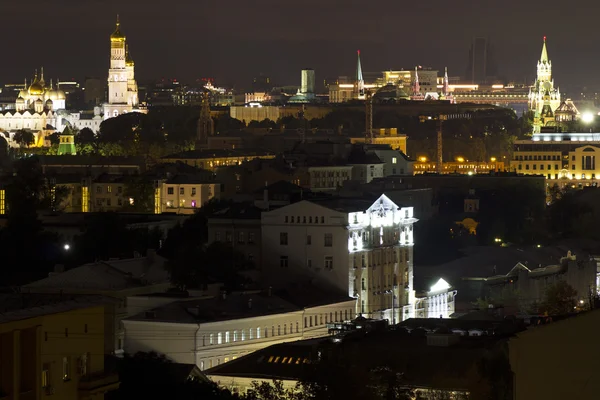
<box><xmin>301</xmin><ymin>69</ymin><xmax>315</xmax><ymax>94</ymax></box>
<box><xmin>465</xmin><ymin>37</ymin><xmax>498</xmax><ymax>84</ymax></box>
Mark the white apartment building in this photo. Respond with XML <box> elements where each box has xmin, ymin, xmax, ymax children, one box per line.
<box><xmin>122</xmin><ymin>291</ymin><xmax>355</xmax><ymax>371</ymax></box>
<box><xmin>261</xmin><ymin>194</ymin><xmax>417</xmax><ymax>323</ymax></box>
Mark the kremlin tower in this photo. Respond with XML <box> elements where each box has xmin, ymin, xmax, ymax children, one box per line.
<box><xmin>529</xmin><ymin>37</ymin><xmax>561</xmax><ymax>133</ymax></box>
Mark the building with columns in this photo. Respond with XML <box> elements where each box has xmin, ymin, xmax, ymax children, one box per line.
<box><xmin>260</xmin><ymin>194</ymin><xmax>418</xmax><ymax>322</ymax></box>
<box><xmin>103</xmin><ymin>16</ymin><xmax>142</xmax><ymax>119</ymax></box>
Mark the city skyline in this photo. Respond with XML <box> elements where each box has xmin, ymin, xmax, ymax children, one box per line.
<box><xmin>2</xmin><ymin>0</ymin><xmax>600</xmax><ymax>90</ymax></box>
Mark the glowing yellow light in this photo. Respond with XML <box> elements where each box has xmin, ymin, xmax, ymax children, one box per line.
<box><xmin>582</xmin><ymin>113</ymin><xmax>594</xmax><ymax>123</ymax></box>
<box><xmin>456</xmin><ymin>157</ymin><xmax>465</xmax><ymax>162</ymax></box>
<box><xmin>490</xmin><ymin>157</ymin><xmax>497</xmax><ymax>162</ymax></box>
<box><xmin>418</xmin><ymin>156</ymin><xmax>428</xmax><ymax>162</ymax></box>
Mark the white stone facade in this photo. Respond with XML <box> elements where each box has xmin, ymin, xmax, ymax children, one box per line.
<box><xmin>261</xmin><ymin>194</ymin><xmax>417</xmax><ymax>323</ymax></box>
<box><xmin>123</xmin><ymin>299</ymin><xmax>355</xmax><ymax>371</ymax></box>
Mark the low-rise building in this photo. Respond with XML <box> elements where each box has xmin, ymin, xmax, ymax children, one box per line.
<box><xmin>0</xmin><ymin>294</ymin><xmax>119</xmax><ymax>400</ymax></box>
<box><xmin>21</xmin><ymin>252</ymin><xmax>171</xmax><ymax>354</ymax></box>
<box><xmin>122</xmin><ymin>290</ymin><xmax>355</xmax><ymax>371</ymax></box>
<box><xmin>308</xmin><ymin>165</ymin><xmax>353</xmax><ymax>192</ymax></box>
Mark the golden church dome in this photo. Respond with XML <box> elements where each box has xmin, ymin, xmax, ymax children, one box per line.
<box><xmin>28</xmin><ymin>81</ymin><xmax>44</xmax><ymax>96</ymax></box>
<box><xmin>110</xmin><ymin>16</ymin><xmax>126</xmax><ymax>41</ymax></box>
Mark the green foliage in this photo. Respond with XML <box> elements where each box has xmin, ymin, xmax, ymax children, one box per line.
<box><xmin>121</xmin><ymin>177</ymin><xmax>155</xmax><ymax>213</ymax></box>
<box><xmin>13</xmin><ymin>129</ymin><xmax>35</xmax><ymax>147</ymax></box>
<box><xmin>539</xmin><ymin>280</ymin><xmax>578</xmax><ymax>315</ymax></box>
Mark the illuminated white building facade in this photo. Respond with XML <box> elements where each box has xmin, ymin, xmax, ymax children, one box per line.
<box><xmin>103</xmin><ymin>16</ymin><xmax>141</xmax><ymax>120</ymax></box>
<box><xmin>528</xmin><ymin>37</ymin><xmax>561</xmax><ymax>133</ymax></box>
<box><xmin>415</xmin><ymin>278</ymin><xmax>457</xmax><ymax>319</ymax></box>
<box><xmin>261</xmin><ymin>194</ymin><xmax>417</xmax><ymax>323</ymax></box>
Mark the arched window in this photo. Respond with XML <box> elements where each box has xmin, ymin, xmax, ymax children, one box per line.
<box><xmin>257</xmin><ymin>327</ymin><xmax>261</xmax><ymax>339</ymax></box>
<box><xmin>284</xmin><ymin>325</ymin><xmax>287</xmax><ymax>335</ymax></box>
<box><xmin>249</xmin><ymin>328</ymin><xmax>254</xmax><ymax>340</ymax></box>
<box><xmin>265</xmin><ymin>327</ymin><xmax>268</xmax><ymax>338</ymax></box>
<box><xmin>217</xmin><ymin>332</ymin><xmax>222</xmax><ymax>344</ymax></box>
<box><xmin>278</xmin><ymin>325</ymin><xmax>281</xmax><ymax>335</ymax></box>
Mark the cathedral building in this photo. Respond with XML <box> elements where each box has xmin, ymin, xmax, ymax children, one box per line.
<box><xmin>528</xmin><ymin>37</ymin><xmax>561</xmax><ymax>133</ymax></box>
<box><xmin>103</xmin><ymin>16</ymin><xmax>142</xmax><ymax>119</ymax></box>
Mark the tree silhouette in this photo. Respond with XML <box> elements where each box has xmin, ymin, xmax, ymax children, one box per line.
<box><xmin>13</xmin><ymin>129</ymin><xmax>35</xmax><ymax>148</ymax></box>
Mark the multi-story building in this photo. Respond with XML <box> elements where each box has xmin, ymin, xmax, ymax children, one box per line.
<box><xmin>362</xmin><ymin>144</ymin><xmax>414</xmax><ymax>176</ymax></box>
<box><xmin>414</xmin><ymin>160</ymin><xmax>504</xmax><ymax>175</ymax></box>
<box><xmin>261</xmin><ymin>194</ymin><xmax>417</xmax><ymax>322</ymax></box>
<box><xmin>308</xmin><ymin>165</ymin><xmax>353</xmax><ymax>192</ymax></box>
<box><xmin>21</xmin><ymin>252</ymin><xmax>171</xmax><ymax>354</ymax></box>
<box><xmin>511</xmin><ymin>132</ymin><xmax>600</xmax><ymax>187</ymax></box>
<box><xmin>122</xmin><ymin>291</ymin><xmax>355</xmax><ymax>371</ymax></box>
<box><xmin>0</xmin><ymin>294</ymin><xmax>119</xmax><ymax>400</ymax></box>
<box><xmin>207</xmin><ymin>204</ymin><xmax>263</xmax><ymax>267</ymax></box>
<box><xmin>349</xmin><ymin>129</ymin><xmax>407</xmax><ymax>153</ymax></box>
<box><xmin>159</xmin><ymin>175</ymin><xmax>220</xmax><ymax>214</ymax></box>
<box><xmin>348</xmin><ymin>151</ymin><xmax>385</xmax><ymax>184</ymax></box>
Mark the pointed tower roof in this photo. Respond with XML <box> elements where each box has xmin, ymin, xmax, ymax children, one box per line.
<box><xmin>125</xmin><ymin>45</ymin><xmax>134</xmax><ymax>66</ymax></box>
<box><xmin>540</xmin><ymin>36</ymin><xmax>549</xmax><ymax>63</ymax></box>
<box><xmin>39</xmin><ymin>66</ymin><xmax>45</xmax><ymax>87</ymax></box>
<box><xmin>111</xmin><ymin>14</ymin><xmax>126</xmax><ymax>41</ymax></box>
<box><xmin>356</xmin><ymin>50</ymin><xmax>363</xmax><ymax>82</ymax></box>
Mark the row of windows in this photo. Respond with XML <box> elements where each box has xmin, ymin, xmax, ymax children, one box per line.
<box><xmin>203</xmin><ymin>311</ymin><xmax>350</xmax><ymax>346</ymax></box>
<box><xmin>351</xmin><ymin>248</ymin><xmax>409</xmax><ymax>267</ymax></box>
<box><xmin>42</xmin><ymin>353</ymin><xmax>89</xmax><ymax>388</ymax></box>
<box><xmin>518</xmin><ymin>164</ymin><xmax>560</xmax><ymax>171</ymax></box>
<box><xmin>280</xmin><ymin>232</ymin><xmax>332</xmax><ymax>247</ymax></box>
<box><xmin>215</xmin><ymin>231</ymin><xmax>256</xmax><ymax>244</ymax></box>
<box><xmin>515</xmin><ymin>154</ymin><xmax>561</xmax><ymax>161</ymax></box>
<box><xmin>166</xmin><ymin>186</ymin><xmax>212</xmax><ymax>196</ymax></box>
<box><xmin>280</xmin><ymin>255</ymin><xmax>333</xmax><ymax>270</ymax></box>
<box><xmin>284</xmin><ymin>215</ymin><xmax>326</xmax><ymax>224</ymax></box>
<box><xmin>311</xmin><ymin>171</ymin><xmax>350</xmax><ymax>178</ymax></box>
<box><xmin>96</xmin><ymin>185</ymin><xmax>123</xmax><ymax>194</ymax></box>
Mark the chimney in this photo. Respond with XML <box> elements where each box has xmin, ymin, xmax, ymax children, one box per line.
<box><xmin>248</xmin><ymin>298</ymin><xmax>253</xmax><ymax>309</ymax></box>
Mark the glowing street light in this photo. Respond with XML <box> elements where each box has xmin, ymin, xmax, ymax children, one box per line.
<box><xmin>490</xmin><ymin>157</ymin><xmax>497</xmax><ymax>162</ymax></box>
<box><xmin>418</xmin><ymin>156</ymin><xmax>428</xmax><ymax>162</ymax></box>
<box><xmin>582</xmin><ymin>112</ymin><xmax>594</xmax><ymax>124</ymax></box>
<box><xmin>64</xmin><ymin>244</ymin><xmax>70</xmax><ymax>251</ymax></box>
<box><xmin>456</xmin><ymin>156</ymin><xmax>465</xmax><ymax>162</ymax></box>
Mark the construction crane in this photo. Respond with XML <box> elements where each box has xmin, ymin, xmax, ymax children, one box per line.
<box><xmin>419</xmin><ymin>113</ymin><xmax>471</xmax><ymax>173</ymax></box>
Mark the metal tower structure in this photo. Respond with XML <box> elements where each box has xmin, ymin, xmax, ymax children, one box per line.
<box><xmin>196</xmin><ymin>91</ymin><xmax>214</xmax><ymax>149</ymax></box>
<box><xmin>357</xmin><ymin>50</ymin><xmax>365</xmax><ymax>99</ymax></box>
<box><xmin>419</xmin><ymin>113</ymin><xmax>471</xmax><ymax>174</ymax></box>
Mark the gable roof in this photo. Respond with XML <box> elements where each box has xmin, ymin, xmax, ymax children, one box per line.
<box><xmin>22</xmin><ymin>254</ymin><xmax>169</xmax><ymax>293</ymax></box>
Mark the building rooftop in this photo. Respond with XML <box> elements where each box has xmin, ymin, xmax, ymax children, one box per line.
<box><xmin>125</xmin><ymin>291</ymin><xmax>300</xmax><ymax>324</ymax></box>
<box><xmin>308</xmin><ymin>197</ymin><xmax>377</xmax><ymax>213</ymax></box>
<box><xmin>208</xmin><ymin>203</ymin><xmax>263</xmax><ymax>220</ymax></box>
<box><xmin>165</xmin><ymin>174</ymin><xmax>217</xmax><ymax>185</ymax></box>
<box><xmin>22</xmin><ymin>252</ymin><xmax>169</xmax><ymax>293</ymax></box>
<box><xmin>0</xmin><ymin>293</ymin><xmax>114</xmax><ymax>324</ymax></box>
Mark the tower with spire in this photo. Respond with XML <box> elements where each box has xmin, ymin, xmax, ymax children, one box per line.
<box><xmin>356</xmin><ymin>50</ymin><xmax>365</xmax><ymax>100</ymax></box>
<box><xmin>529</xmin><ymin>36</ymin><xmax>561</xmax><ymax>133</ymax></box>
<box><xmin>410</xmin><ymin>66</ymin><xmax>425</xmax><ymax>101</ymax></box>
<box><xmin>196</xmin><ymin>92</ymin><xmax>214</xmax><ymax>149</ymax></box>
<box><xmin>103</xmin><ymin>15</ymin><xmax>141</xmax><ymax>120</ymax></box>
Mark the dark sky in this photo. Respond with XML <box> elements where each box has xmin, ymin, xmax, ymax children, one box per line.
<box><xmin>2</xmin><ymin>0</ymin><xmax>598</xmax><ymax>91</ymax></box>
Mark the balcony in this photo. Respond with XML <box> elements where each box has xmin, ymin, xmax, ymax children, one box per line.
<box><xmin>78</xmin><ymin>372</ymin><xmax>120</xmax><ymax>396</ymax></box>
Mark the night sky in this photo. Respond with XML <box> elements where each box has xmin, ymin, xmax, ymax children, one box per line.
<box><xmin>2</xmin><ymin>0</ymin><xmax>598</xmax><ymax>91</ymax></box>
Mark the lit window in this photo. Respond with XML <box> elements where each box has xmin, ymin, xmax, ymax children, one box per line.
<box><xmin>392</xmin><ymin>157</ymin><xmax>397</xmax><ymax>164</ymax></box>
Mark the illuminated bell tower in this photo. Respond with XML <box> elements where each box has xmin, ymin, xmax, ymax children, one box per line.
<box><xmin>103</xmin><ymin>15</ymin><xmax>140</xmax><ymax>119</ymax></box>
<box><xmin>356</xmin><ymin>50</ymin><xmax>365</xmax><ymax>100</ymax></box>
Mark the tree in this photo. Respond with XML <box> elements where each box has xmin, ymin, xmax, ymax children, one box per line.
<box><xmin>13</xmin><ymin>129</ymin><xmax>35</xmax><ymax>148</ymax></box>
<box><xmin>540</xmin><ymin>280</ymin><xmax>577</xmax><ymax>315</ymax></box>
<box><xmin>121</xmin><ymin>177</ymin><xmax>155</xmax><ymax>213</ymax></box>
<box><xmin>76</xmin><ymin>127</ymin><xmax>99</xmax><ymax>154</ymax></box>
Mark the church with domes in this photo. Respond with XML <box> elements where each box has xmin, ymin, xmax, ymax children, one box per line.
<box><xmin>15</xmin><ymin>68</ymin><xmax>67</xmax><ymax>113</ymax></box>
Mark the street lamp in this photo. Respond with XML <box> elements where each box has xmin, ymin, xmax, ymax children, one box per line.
<box><xmin>490</xmin><ymin>157</ymin><xmax>497</xmax><ymax>162</ymax></box>
<box><xmin>64</xmin><ymin>244</ymin><xmax>70</xmax><ymax>251</ymax></box>
<box><xmin>582</xmin><ymin>112</ymin><xmax>594</xmax><ymax>124</ymax></box>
